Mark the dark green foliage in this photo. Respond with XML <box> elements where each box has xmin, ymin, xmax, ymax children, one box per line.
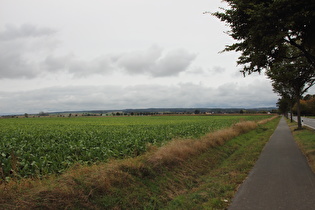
<box><xmin>214</xmin><ymin>1</ymin><xmax>315</xmax><ymax>129</ymax></box>
<box><xmin>213</xmin><ymin>0</ymin><xmax>315</xmax><ymax>74</ymax></box>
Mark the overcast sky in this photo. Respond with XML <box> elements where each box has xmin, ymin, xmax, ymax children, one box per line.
<box><xmin>0</xmin><ymin>0</ymin><xmax>294</xmax><ymax>115</ymax></box>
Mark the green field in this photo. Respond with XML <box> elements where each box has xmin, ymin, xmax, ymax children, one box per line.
<box><xmin>0</xmin><ymin>115</ymin><xmax>270</xmax><ymax>179</ymax></box>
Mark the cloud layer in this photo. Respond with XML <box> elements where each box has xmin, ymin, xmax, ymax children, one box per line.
<box><xmin>0</xmin><ymin>23</ymin><xmax>279</xmax><ymax>115</ymax></box>
<box><xmin>0</xmin><ymin>25</ymin><xmax>196</xmax><ymax>79</ymax></box>
<box><xmin>0</xmin><ymin>1</ymin><xmax>281</xmax><ymax>116</ymax></box>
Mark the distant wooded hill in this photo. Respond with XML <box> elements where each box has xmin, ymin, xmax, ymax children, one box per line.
<box><xmin>51</xmin><ymin>107</ymin><xmax>277</xmax><ymax>115</ymax></box>
<box><xmin>1</xmin><ymin>107</ymin><xmax>277</xmax><ymax>118</ymax></box>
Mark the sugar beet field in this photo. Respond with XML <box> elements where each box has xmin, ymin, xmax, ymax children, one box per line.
<box><xmin>0</xmin><ymin>115</ymin><xmax>269</xmax><ymax>179</ymax></box>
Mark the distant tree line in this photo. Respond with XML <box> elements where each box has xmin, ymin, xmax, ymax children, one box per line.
<box><xmin>277</xmin><ymin>94</ymin><xmax>315</xmax><ymax>119</ymax></box>
<box><xmin>293</xmin><ymin>95</ymin><xmax>315</xmax><ymax>116</ymax></box>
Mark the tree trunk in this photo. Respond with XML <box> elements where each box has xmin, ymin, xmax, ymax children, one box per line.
<box><xmin>296</xmin><ymin>96</ymin><xmax>302</xmax><ymax>129</ymax></box>
<box><xmin>290</xmin><ymin>105</ymin><xmax>293</xmax><ymax>123</ymax></box>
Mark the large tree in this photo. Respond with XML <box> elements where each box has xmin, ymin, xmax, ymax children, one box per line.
<box><xmin>213</xmin><ymin>0</ymin><xmax>315</xmax><ymax>75</ymax></box>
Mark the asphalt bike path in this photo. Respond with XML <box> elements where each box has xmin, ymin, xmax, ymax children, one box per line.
<box><xmin>229</xmin><ymin>117</ymin><xmax>315</xmax><ymax>210</ymax></box>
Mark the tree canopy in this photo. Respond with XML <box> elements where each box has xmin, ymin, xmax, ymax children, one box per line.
<box><xmin>214</xmin><ymin>0</ymin><xmax>315</xmax><ymax>128</ymax></box>
<box><xmin>213</xmin><ymin>0</ymin><xmax>315</xmax><ymax>74</ymax></box>
<box><xmin>267</xmin><ymin>48</ymin><xmax>315</xmax><ymax>98</ymax></box>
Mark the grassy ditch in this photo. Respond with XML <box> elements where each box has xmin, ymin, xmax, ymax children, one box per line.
<box><xmin>288</xmin><ymin>119</ymin><xmax>315</xmax><ymax>173</ymax></box>
<box><xmin>0</xmin><ymin>116</ymin><xmax>279</xmax><ymax>209</ymax></box>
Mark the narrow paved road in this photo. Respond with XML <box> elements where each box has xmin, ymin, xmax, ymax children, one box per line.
<box><xmin>229</xmin><ymin>117</ymin><xmax>315</xmax><ymax>210</ymax></box>
<box><xmin>293</xmin><ymin>116</ymin><xmax>315</xmax><ymax>130</ymax></box>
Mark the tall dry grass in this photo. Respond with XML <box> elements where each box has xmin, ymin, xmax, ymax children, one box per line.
<box><xmin>146</xmin><ymin>121</ymin><xmax>257</xmax><ymax>167</ymax></box>
<box><xmin>257</xmin><ymin>115</ymin><xmax>278</xmax><ymax>125</ymax></box>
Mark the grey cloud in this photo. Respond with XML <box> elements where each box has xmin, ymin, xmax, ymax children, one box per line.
<box><xmin>150</xmin><ymin>49</ymin><xmax>196</xmax><ymax>77</ymax></box>
<box><xmin>0</xmin><ymin>31</ymin><xmax>196</xmax><ymax>79</ymax></box>
<box><xmin>42</xmin><ymin>46</ymin><xmax>196</xmax><ymax>78</ymax></box>
<box><xmin>0</xmin><ymin>80</ymin><xmax>277</xmax><ymax>115</ymax></box>
<box><xmin>0</xmin><ymin>85</ymin><xmax>122</xmax><ymax>114</ymax></box>
<box><xmin>213</xmin><ymin>79</ymin><xmax>277</xmax><ymax>107</ymax></box>
<box><xmin>0</xmin><ymin>24</ymin><xmax>56</xmax><ymax>41</ymax></box>
<box><xmin>0</xmin><ymin>24</ymin><xmax>59</xmax><ymax>79</ymax></box>
<box><xmin>185</xmin><ymin>67</ymin><xmax>206</xmax><ymax>75</ymax></box>
<box><xmin>212</xmin><ymin>66</ymin><xmax>225</xmax><ymax>74</ymax></box>
<box><xmin>216</xmin><ymin>82</ymin><xmax>236</xmax><ymax>96</ymax></box>
<box><xmin>67</xmin><ymin>56</ymin><xmax>114</xmax><ymax>77</ymax></box>
<box><xmin>43</xmin><ymin>55</ymin><xmax>73</xmax><ymax>72</ymax></box>
<box><xmin>42</xmin><ymin>54</ymin><xmax>114</xmax><ymax>76</ymax></box>
<box><xmin>184</xmin><ymin>66</ymin><xmax>226</xmax><ymax>77</ymax></box>
<box><xmin>116</xmin><ymin>45</ymin><xmax>163</xmax><ymax>74</ymax></box>
<box><xmin>116</xmin><ymin>46</ymin><xmax>196</xmax><ymax>77</ymax></box>
<box><xmin>0</xmin><ymin>53</ymin><xmax>39</xmax><ymax>79</ymax></box>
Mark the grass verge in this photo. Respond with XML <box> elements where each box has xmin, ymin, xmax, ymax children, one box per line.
<box><xmin>287</xmin><ymin>119</ymin><xmax>315</xmax><ymax>173</ymax></box>
<box><xmin>0</xmin><ymin>116</ymin><xmax>279</xmax><ymax>209</ymax></box>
